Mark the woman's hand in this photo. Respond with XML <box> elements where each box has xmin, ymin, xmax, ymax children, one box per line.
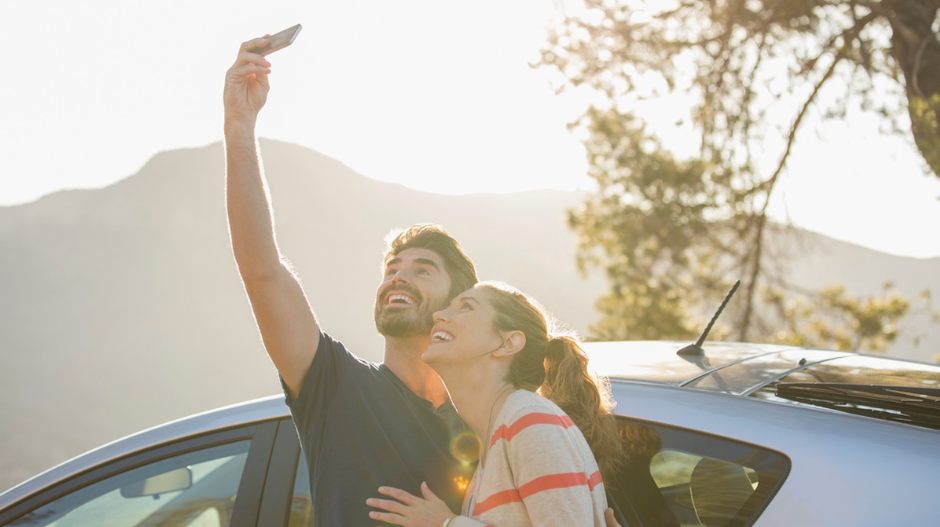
<box><xmin>367</xmin><ymin>482</ymin><xmax>456</xmax><ymax>527</ymax></box>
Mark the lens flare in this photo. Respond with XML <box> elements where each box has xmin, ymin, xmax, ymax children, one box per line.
<box><xmin>450</xmin><ymin>431</ymin><xmax>480</xmax><ymax>466</ymax></box>
<box><xmin>453</xmin><ymin>476</ymin><xmax>470</xmax><ymax>492</ymax></box>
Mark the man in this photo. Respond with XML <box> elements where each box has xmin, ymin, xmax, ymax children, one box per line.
<box><xmin>223</xmin><ymin>36</ymin><xmax>624</xmax><ymax>527</ymax></box>
<box><xmin>224</xmin><ymin>36</ymin><xmax>478</xmax><ymax>526</ymax></box>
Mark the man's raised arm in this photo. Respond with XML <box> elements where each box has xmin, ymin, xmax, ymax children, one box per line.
<box><xmin>223</xmin><ymin>37</ymin><xmax>320</xmax><ymax>398</ymax></box>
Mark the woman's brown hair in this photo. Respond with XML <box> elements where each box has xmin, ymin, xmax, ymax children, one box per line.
<box><xmin>478</xmin><ymin>281</ymin><xmax>625</xmax><ymax>480</ymax></box>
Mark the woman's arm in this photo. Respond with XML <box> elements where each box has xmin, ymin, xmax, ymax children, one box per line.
<box><xmin>367</xmin><ymin>482</ymin><xmax>621</xmax><ymax>527</ymax></box>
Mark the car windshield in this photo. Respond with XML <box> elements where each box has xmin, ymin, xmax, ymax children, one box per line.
<box><xmin>775</xmin><ymin>383</ymin><xmax>940</xmax><ymax>430</ymax></box>
<box><xmin>750</xmin><ymin>355</ymin><xmax>940</xmax><ymax>429</ymax></box>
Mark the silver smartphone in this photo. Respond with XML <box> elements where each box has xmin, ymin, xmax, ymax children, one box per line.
<box><xmin>254</xmin><ymin>24</ymin><xmax>302</xmax><ymax>56</ymax></box>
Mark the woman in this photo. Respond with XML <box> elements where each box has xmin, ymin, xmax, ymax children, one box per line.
<box><xmin>367</xmin><ymin>281</ymin><xmax>624</xmax><ymax>526</ymax></box>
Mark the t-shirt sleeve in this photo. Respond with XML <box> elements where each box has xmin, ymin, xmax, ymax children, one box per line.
<box><xmin>281</xmin><ymin>331</ymin><xmax>364</xmax><ymax>445</ymax></box>
<box><xmin>504</xmin><ymin>408</ymin><xmax>603</xmax><ymax>525</ymax></box>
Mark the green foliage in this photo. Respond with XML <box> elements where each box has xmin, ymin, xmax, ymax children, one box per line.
<box><xmin>541</xmin><ymin>0</ymin><xmax>940</xmax><ymax>347</ymax></box>
<box><xmin>909</xmin><ymin>94</ymin><xmax>940</xmax><ymax>177</ymax></box>
<box><xmin>762</xmin><ymin>283</ymin><xmax>912</xmax><ymax>351</ymax></box>
<box><xmin>539</xmin><ymin>0</ymin><xmax>940</xmax><ymax>179</ymax></box>
<box><xmin>570</xmin><ymin>107</ymin><xmax>735</xmax><ymax>340</ymax></box>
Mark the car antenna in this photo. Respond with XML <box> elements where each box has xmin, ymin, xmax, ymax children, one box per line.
<box><xmin>677</xmin><ymin>280</ymin><xmax>741</xmax><ymax>356</ymax></box>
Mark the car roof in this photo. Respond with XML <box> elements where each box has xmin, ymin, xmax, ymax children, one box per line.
<box><xmin>583</xmin><ymin>340</ymin><xmax>940</xmax><ymax>394</ymax></box>
<box><xmin>584</xmin><ymin>340</ymin><xmax>940</xmax><ymax>430</ymax></box>
<box><xmin>0</xmin><ymin>395</ymin><xmax>290</xmax><ymax>512</ymax></box>
<box><xmin>584</xmin><ymin>340</ymin><xmax>806</xmax><ymax>390</ymax></box>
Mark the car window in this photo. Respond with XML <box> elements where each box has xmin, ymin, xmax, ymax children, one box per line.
<box><xmin>650</xmin><ymin>450</ymin><xmax>759</xmax><ymax>526</ymax></box>
<box><xmin>286</xmin><ymin>458</ymin><xmax>312</xmax><ymax>527</ymax></box>
<box><xmin>609</xmin><ymin>419</ymin><xmax>789</xmax><ymax>527</ymax></box>
<box><xmin>8</xmin><ymin>441</ymin><xmax>251</xmax><ymax>527</ymax></box>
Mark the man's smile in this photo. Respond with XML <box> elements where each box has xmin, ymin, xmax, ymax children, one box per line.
<box><xmin>382</xmin><ymin>284</ymin><xmax>421</xmax><ymax>308</ymax></box>
<box><xmin>385</xmin><ymin>293</ymin><xmax>415</xmax><ymax>305</ymax></box>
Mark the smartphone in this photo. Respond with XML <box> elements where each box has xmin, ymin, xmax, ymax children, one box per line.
<box><xmin>253</xmin><ymin>24</ymin><xmax>302</xmax><ymax>56</ymax></box>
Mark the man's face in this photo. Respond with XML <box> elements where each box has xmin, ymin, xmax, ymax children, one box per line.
<box><xmin>374</xmin><ymin>248</ymin><xmax>453</xmax><ymax>339</ymax></box>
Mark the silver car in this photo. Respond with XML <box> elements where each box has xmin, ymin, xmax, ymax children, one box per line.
<box><xmin>1</xmin><ymin>341</ymin><xmax>938</xmax><ymax>526</ymax></box>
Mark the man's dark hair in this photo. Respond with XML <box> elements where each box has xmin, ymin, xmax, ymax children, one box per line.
<box><xmin>383</xmin><ymin>224</ymin><xmax>478</xmax><ymax>299</ymax></box>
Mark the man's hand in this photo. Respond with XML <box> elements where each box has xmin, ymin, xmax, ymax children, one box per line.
<box><xmin>605</xmin><ymin>508</ymin><xmax>623</xmax><ymax>527</ymax></box>
<box><xmin>223</xmin><ymin>37</ymin><xmax>273</xmax><ymax>128</ymax></box>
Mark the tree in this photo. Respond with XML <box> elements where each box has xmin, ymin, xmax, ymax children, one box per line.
<box><xmin>539</xmin><ymin>0</ymin><xmax>938</xmax><ymax>349</ymax></box>
<box><xmin>762</xmin><ymin>283</ymin><xmax>912</xmax><ymax>351</ymax></box>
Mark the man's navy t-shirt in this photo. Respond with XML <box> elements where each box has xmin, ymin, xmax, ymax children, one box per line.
<box><xmin>283</xmin><ymin>331</ymin><xmax>477</xmax><ymax>526</ymax></box>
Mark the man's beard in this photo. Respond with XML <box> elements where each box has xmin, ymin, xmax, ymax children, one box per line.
<box><xmin>374</xmin><ymin>289</ymin><xmax>448</xmax><ymax>339</ymax></box>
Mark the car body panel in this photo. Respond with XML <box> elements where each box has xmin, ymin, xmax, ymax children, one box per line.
<box><xmin>609</xmin><ymin>381</ymin><xmax>940</xmax><ymax>526</ymax></box>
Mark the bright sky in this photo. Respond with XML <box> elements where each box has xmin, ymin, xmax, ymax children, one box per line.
<box><xmin>3</xmin><ymin>0</ymin><xmax>940</xmax><ymax>258</ymax></box>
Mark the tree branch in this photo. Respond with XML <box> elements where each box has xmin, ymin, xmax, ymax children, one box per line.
<box><xmin>739</xmin><ymin>52</ymin><xmax>846</xmax><ymax>338</ymax></box>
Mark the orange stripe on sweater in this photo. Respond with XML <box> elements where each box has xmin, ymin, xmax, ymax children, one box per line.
<box><xmin>588</xmin><ymin>470</ymin><xmax>603</xmax><ymax>488</ymax></box>
<box><xmin>472</xmin><ymin>471</ymin><xmax>603</xmax><ymax>515</ymax></box>
<box><xmin>488</xmin><ymin>412</ymin><xmax>575</xmax><ymax>447</ymax></box>
<box><xmin>473</xmin><ymin>488</ymin><xmax>521</xmax><ymax>515</ymax></box>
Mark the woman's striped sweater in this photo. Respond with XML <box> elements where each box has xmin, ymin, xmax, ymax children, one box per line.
<box><xmin>450</xmin><ymin>389</ymin><xmax>608</xmax><ymax>527</ymax></box>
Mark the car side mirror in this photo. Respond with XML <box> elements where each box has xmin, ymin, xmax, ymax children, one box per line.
<box><xmin>120</xmin><ymin>467</ymin><xmax>193</xmax><ymax>498</ymax></box>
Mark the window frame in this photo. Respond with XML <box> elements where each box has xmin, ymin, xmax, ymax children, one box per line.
<box><xmin>0</xmin><ymin>421</ymin><xmax>280</xmax><ymax>527</ymax></box>
<box><xmin>607</xmin><ymin>416</ymin><xmax>791</xmax><ymax>527</ymax></box>
<box><xmin>254</xmin><ymin>419</ymin><xmax>302</xmax><ymax>527</ymax></box>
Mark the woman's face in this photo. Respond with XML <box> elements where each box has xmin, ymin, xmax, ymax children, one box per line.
<box><xmin>423</xmin><ymin>287</ymin><xmax>506</xmax><ymax>367</ymax></box>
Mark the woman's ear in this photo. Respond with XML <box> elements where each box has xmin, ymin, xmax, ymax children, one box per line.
<box><xmin>493</xmin><ymin>331</ymin><xmax>526</xmax><ymax>357</ymax></box>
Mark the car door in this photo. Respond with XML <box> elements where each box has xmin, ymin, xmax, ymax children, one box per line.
<box><xmin>0</xmin><ymin>420</ymin><xmax>281</xmax><ymax>527</ymax></box>
<box><xmin>252</xmin><ymin>419</ymin><xmax>308</xmax><ymax>527</ymax></box>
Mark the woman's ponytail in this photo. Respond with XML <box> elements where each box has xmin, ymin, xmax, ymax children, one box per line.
<box><xmin>541</xmin><ymin>335</ymin><xmax>593</xmax><ymax>418</ymax></box>
<box><xmin>541</xmin><ymin>335</ymin><xmax>624</xmax><ymax>480</ymax></box>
